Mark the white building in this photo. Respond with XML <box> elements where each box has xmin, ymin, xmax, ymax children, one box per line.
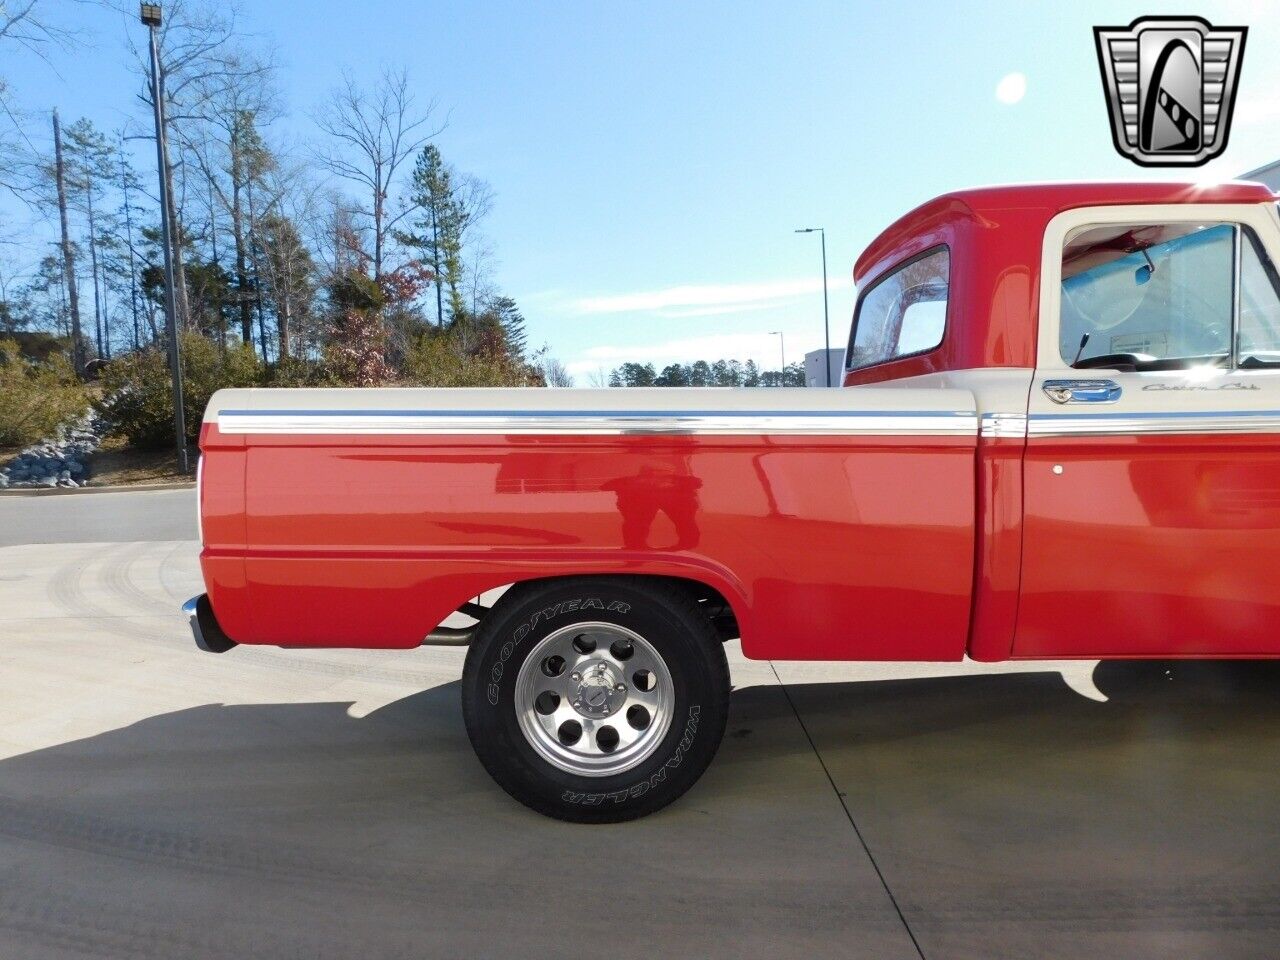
<box><xmin>804</xmin><ymin>348</ymin><xmax>844</xmax><ymax>388</ymax></box>
<box><xmin>1243</xmin><ymin>160</ymin><xmax>1280</xmax><ymax>191</ymax></box>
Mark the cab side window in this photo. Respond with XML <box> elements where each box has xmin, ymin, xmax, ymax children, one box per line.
<box><xmin>1060</xmin><ymin>223</ymin><xmax>1234</xmax><ymax>367</ymax></box>
<box><xmin>1060</xmin><ymin>221</ymin><xmax>1280</xmax><ymax>370</ymax></box>
<box><xmin>848</xmin><ymin>248</ymin><xmax>949</xmax><ymax>371</ymax></box>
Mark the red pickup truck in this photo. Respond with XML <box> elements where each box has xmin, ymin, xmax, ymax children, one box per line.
<box><xmin>187</xmin><ymin>180</ymin><xmax>1280</xmax><ymax>821</ymax></box>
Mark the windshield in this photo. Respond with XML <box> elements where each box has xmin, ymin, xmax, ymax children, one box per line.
<box><xmin>1060</xmin><ymin>222</ymin><xmax>1234</xmax><ymax>368</ymax></box>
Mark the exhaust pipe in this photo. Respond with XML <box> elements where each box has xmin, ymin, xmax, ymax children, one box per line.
<box><xmin>422</xmin><ymin>625</ymin><xmax>475</xmax><ymax>646</ymax></box>
<box><xmin>421</xmin><ymin>600</ymin><xmax>489</xmax><ymax>646</ymax></box>
<box><xmin>186</xmin><ymin>593</ymin><xmax>482</xmax><ymax>650</ymax></box>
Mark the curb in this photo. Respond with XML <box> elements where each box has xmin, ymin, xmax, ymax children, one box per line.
<box><xmin>0</xmin><ymin>480</ymin><xmax>196</xmax><ymax>497</ymax></box>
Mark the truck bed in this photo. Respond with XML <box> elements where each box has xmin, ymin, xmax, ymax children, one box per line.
<box><xmin>198</xmin><ymin>386</ymin><xmax>978</xmax><ymax>661</ymax></box>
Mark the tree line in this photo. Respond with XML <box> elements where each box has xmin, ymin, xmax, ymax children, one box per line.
<box><xmin>606</xmin><ymin>359</ymin><xmax>806</xmax><ymax>387</ymax></box>
<box><xmin>0</xmin><ymin>0</ymin><xmax>566</xmax><ymax>395</ymax></box>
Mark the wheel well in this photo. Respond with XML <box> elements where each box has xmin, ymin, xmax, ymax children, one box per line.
<box><xmin>462</xmin><ymin>575</ymin><xmax>741</xmax><ymax>644</ymax></box>
<box><xmin>656</xmin><ymin>576</ymin><xmax>740</xmax><ymax>642</ymax></box>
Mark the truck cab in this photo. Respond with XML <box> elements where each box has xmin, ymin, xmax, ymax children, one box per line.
<box><xmin>845</xmin><ymin>181</ymin><xmax>1280</xmax><ymax>661</ymax></box>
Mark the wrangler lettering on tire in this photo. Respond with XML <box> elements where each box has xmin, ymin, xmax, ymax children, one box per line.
<box><xmin>462</xmin><ymin>577</ymin><xmax>730</xmax><ymax>823</ymax></box>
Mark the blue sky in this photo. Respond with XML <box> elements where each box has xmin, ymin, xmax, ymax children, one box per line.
<box><xmin>3</xmin><ymin>0</ymin><xmax>1280</xmax><ymax>380</ymax></box>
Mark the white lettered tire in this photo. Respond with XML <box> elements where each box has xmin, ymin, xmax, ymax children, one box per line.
<box><xmin>462</xmin><ymin>577</ymin><xmax>730</xmax><ymax>823</ymax></box>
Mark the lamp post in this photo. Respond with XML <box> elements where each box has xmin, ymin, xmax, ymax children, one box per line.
<box><xmin>795</xmin><ymin>227</ymin><xmax>831</xmax><ymax>386</ymax></box>
<box><xmin>768</xmin><ymin>330</ymin><xmax>786</xmax><ymax>385</ymax></box>
<box><xmin>141</xmin><ymin>2</ymin><xmax>188</xmax><ymax>473</ymax></box>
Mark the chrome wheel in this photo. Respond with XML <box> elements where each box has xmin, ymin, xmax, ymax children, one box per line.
<box><xmin>514</xmin><ymin>621</ymin><xmax>674</xmax><ymax>777</ymax></box>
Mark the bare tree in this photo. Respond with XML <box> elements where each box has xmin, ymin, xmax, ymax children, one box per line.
<box><xmin>178</xmin><ymin>46</ymin><xmax>278</xmax><ymax>348</ymax></box>
<box><xmin>128</xmin><ymin>0</ymin><xmax>266</xmax><ymax>330</ymax></box>
<box><xmin>112</xmin><ymin>135</ymin><xmax>147</xmax><ymax>347</ymax></box>
<box><xmin>465</xmin><ymin>238</ymin><xmax>498</xmax><ymax>317</ymax></box>
<box><xmin>453</xmin><ymin>172</ymin><xmax>493</xmax><ymax>243</ymax></box>
<box><xmin>0</xmin><ymin>80</ymin><xmax>25</xmax><ymax>198</ymax></box>
<box><xmin>0</xmin><ymin>0</ymin><xmax>68</xmax><ymax>204</ymax></box>
<box><xmin>312</xmin><ymin>189</ymin><xmax>365</xmax><ymax>280</ymax></box>
<box><xmin>0</xmin><ymin>0</ymin><xmax>73</xmax><ymax>61</ymax></box>
<box><xmin>51</xmin><ymin>110</ymin><xmax>84</xmax><ymax>375</ymax></box>
<box><xmin>260</xmin><ymin>163</ymin><xmax>322</xmax><ymax>357</ymax></box>
<box><xmin>314</xmin><ymin>68</ymin><xmax>441</xmax><ymax>281</ymax></box>
<box><xmin>63</xmin><ymin>118</ymin><xmax>118</xmax><ymax>358</ymax></box>
<box><xmin>540</xmin><ymin>355</ymin><xmax>573</xmax><ymax>388</ymax></box>
<box><xmin>449</xmin><ymin>171</ymin><xmax>493</xmax><ymax>316</ymax></box>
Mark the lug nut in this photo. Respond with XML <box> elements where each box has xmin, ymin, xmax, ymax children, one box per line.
<box><xmin>615</xmin><ymin>683</ymin><xmax>626</xmax><ymax>692</ymax></box>
<box><xmin>571</xmin><ymin>671</ymin><xmax>582</xmax><ymax>682</ymax></box>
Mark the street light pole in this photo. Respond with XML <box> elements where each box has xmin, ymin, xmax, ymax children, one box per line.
<box><xmin>795</xmin><ymin>227</ymin><xmax>831</xmax><ymax>386</ymax></box>
<box><xmin>141</xmin><ymin>3</ymin><xmax>188</xmax><ymax>473</ymax></box>
<box><xmin>768</xmin><ymin>330</ymin><xmax>786</xmax><ymax>384</ymax></box>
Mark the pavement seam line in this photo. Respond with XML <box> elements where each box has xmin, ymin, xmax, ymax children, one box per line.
<box><xmin>768</xmin><ymin>660</ymin><xmax>927</xmax><ymax>960</ymax></box>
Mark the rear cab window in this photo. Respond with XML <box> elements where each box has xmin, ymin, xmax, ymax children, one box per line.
<box><xmin>847</xmin><ymin>247</ymin><xmax>949</xmax><ymax>371</ymax></box>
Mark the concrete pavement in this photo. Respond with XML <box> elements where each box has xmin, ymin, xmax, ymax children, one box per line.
<box><xmin>1</xmin><ymin>490</ymin><xmax>1278</xmax><ymax>958</ymax></box>
<box><xmin>0</xmin><ymin>487</ymin><xmax>195</xmax><ymax>546</ymax></box>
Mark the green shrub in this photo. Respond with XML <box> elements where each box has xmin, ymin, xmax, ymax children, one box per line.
<box><xmin>0</xmin><ymin>338</ymin><xmax>89</xmax><ymax>447</ymax></box>
<box><xmin>330</xmin><ymin>272</ymin><xmax>385</xmax><ymax>313</ymax></box>
<box><xmin>99</xmin><ymin>333</ymin><xmax>263</xmax><ymax>449</ymax></box>
<box><xmin>266</xmin><ymin>354</ymin><xmax>343</xmax><ymax>388</ymax></box>
<box><xmin>402</xmin><ymin>331</ymin><xmax>539</xmax><ymax>387</ymax></box>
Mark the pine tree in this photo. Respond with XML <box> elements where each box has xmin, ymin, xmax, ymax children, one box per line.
<box><xmin>65</xmin><ymin>119</ymin><xmax>118</xmax><ymax>358</ymax></box>
<box><xmin>489</xmin><ymin>296</ymin><xmax>526</xmax><ymax>360</ymax></box>
<box><xmin>111</xmin><ymin>138</ymin><xmax>147</xmax><ymax>349</ymax></box>
<box><xmin>258</xmin><ymin>213</ymin><xmax>315</xmax><ymax>359</ymax></box>
<box><xmin>403</xmin><ymin>144</ymin><xmax>467</xmax><ymax>326</ymax></box>
<box><xmin>655</xmin><ymin>363</ymin><xmax>690</xmax><ymax>386</ymax></box>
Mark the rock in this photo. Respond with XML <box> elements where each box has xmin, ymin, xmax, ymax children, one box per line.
<box><xmin>3</xmin><ymin>406</ymin><xmax>105</xmax><ymax>491</ymax></box>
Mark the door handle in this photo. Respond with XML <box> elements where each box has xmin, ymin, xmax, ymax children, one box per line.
<box><xmin>1042</xmin><ymin>379</ymin><xmax>1122</xmax><ymax>404</ymax></box>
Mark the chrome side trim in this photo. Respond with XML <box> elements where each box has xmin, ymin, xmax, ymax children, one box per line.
<box><xmin>1030</xmin><ymin>409</ymin><xmax>1280</xmax><ymax>437</ymax></box>
<box><xmin>215</xmin><ymin>409</ymin><xmax>979</xmax><ymax>437</ymax></box>
<box><xmin>980</xmin><ymin>413</ymin><xmax>1028</xmax><ymax>438</ymax></box>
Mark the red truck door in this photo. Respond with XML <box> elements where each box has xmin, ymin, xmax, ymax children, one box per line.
<box><xmin>1015</xmin><ymin>202</ymin><xmax>1280</xmax><ymax>658</ymax></box>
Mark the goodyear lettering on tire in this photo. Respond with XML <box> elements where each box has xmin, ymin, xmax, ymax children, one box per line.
<box><xmin>486</xmin><ymin>598</ymin><xmax>631</xmax><ymax>706</ymax></box>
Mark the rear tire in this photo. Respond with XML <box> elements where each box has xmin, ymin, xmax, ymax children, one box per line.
<box><xmin>462</xmin><ymin>577</ymin><xmax>730</xmax><ymax>823</ymax></box>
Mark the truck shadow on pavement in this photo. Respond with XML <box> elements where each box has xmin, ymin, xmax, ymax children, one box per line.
<box><xmin>3</xmin><ymin>661</ymin><xmax>1280</xmax><ymax>959</ymax></box>
<box><xmin>767</xmin><ymin>660</ymin><xmax>1280</xmax><ymax>959</ymax></box>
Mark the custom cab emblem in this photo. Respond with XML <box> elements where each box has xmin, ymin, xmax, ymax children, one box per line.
<box><xmin>1143</xmin><ymin>381</ymin><xmax>1260</xmax><ymax>391</ymax></box>
<box><xmin>1094</xmin><ymin>16</ymin><xmax>1247</xmax><ymax>167</ymax></box>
